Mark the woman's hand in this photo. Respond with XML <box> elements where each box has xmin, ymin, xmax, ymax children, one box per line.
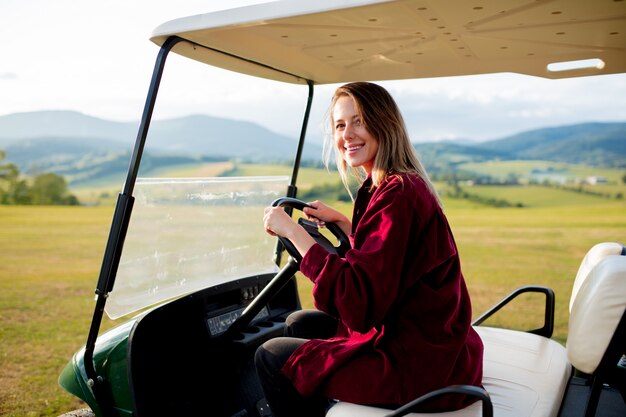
<box><xmin>263</xmin><ymin>206</ymin><xmax>297</xmax><ymax>238</ymax></box>
<box><xmin>263</xmin><ymin>206</ymin><xmax>317</xmax><ymax>257</ymax></box>
<box><xmin>303</xmin><ymin>200</ymin><xmax>351</xmax><ymax>237</ymax></box>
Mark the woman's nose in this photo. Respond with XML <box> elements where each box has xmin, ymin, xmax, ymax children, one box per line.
<box><xmin>343</xmin><ymin>125</ymin><xmax>354</xmax><ymax>140</ymax></box>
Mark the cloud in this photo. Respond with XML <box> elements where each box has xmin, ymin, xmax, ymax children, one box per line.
<box><xmin>0</xmin><ymin>1</ymin><xmax>624</xmax><ymax>144</ymax></box>
<box><xmin>378</xmin><ymin>73</ymin><xmax>626</xmax><ymax>142</ymax></box>
<box><xmin>0</xmin><ymin>72</ymin><xmax>17</xmax><ymax>80</ymax></box>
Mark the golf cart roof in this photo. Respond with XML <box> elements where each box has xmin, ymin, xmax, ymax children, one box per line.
<box><xmin>150</xmin><ymin>0</ymin><xmax>626</xmax><ymax>84</ymax></box>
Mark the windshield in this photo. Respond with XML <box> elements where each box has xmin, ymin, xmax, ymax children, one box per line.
<box><xmin>105</xmin><ymin>176</ymin><xmax>288</xmax><ymax>319</ymax></box>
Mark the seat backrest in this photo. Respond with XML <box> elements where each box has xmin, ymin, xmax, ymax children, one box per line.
<box><xmin>567</xmin><ymin>254</ymin><xmax>626</xmax><ymax>374</ymax></box>
<box><xmin>569</xmin><ymin>242</ymin><xmax>625</xmax><ymax>313</ymax></box>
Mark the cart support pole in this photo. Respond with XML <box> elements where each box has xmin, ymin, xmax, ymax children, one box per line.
<box><xmin>83</xmin><ymin>36</ymin><xmax>183</xmax><ymax>416</ymax></box>
<box><xmin>275</xmin><ymin>80</ymin><xmax>314</xmax><ymax>265</ymax></box>
<box><xmin>287</xmin><ymin>79</ymin><xmax>314</xmax><ymax>198</ymax></box>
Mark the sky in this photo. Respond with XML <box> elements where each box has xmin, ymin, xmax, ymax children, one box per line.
<box><xmin>2</xmin><ymin>0</ymin><xmax>626</xmax><ymax>144</ymax></box>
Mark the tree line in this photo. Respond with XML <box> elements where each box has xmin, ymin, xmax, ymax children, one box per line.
<box><xmin>0</xmin><ymin>150</ymin><xmax>79</xmax><ymax>205</ymax></box>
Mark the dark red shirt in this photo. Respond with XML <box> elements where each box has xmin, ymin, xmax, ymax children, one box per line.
<box><xmin>282</xmin><ymin>173</ymin><xmax>483</xmax><ymax>411</ymax></box>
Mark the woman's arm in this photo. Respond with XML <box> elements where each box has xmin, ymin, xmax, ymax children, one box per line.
<box><xmin>301</xmin><ymin>189</ymin><xmax>416</xmax><ymax>332</ymax></box>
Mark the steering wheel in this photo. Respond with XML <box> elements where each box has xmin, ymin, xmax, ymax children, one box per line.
<box><xmin>224</xmin><ymin>197</ymin><xmax>350</xmax><ymax>338</ymax></box>
<box><xmin>272</xmin><ymin>197</ymin><xmax>351</xmax><ymax>263</ymax></box>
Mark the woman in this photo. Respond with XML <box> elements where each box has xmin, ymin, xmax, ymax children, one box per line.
<box><xmin>258</xmin><ymin>82</ymin><xmax>483</xmax><ymax>417</ymax></box>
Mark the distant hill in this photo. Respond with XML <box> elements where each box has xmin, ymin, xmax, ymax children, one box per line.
<box><xmin>1</xmin><ymin>111</ymin><xmax>624</xmax><ymax>188</ymax></box>
<box><xmin>145</xmin><ymin>114</ymin><xmax>318</xmax><ymax>159</ymax></box>
<box><xmin>414</xmin><ymin>141</ymin><xmax>509</xmax><ymax>171</ymax></box>
<box><xmin>0</xmin><ymin>110</ymin><xmax>321</xmax><ymax>158</ymax></box>
<box><xmin>0</xmin><ymin>111</ymin><xmax>135</xmax><ymax>144</ymax></box>
<box><xmin>479</xmin><ymin>122</ymin><xmax>626</xmax><ymax>167</ymax></box>
<box><xmin>0</xmin><ymin>111</ymin><xmax>322</xmax><ymax>184</ymax></box>
<box><xmin>413</xmin><ymin>122</ymin><xmax>626</xmax><ymax>170</ymax></box>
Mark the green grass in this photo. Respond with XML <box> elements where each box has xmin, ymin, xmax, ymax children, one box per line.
<box><xmin>458</xmin><ymin>160</ymin><xmax>626</xmax><ymax>183</ymax></box>
<box><xmin>69</xmin><ymin>162</ymin><xmax>341</xmax><ymax>207</ymax></box>
<box><xmin>448</xmin><ymin>202</ymin><xmax>625</xmax><ymax>339</ymax></box>
<box><xmin>0</xmin><ymin>205</ymin><xmax>116</xmax><ymax>416</ymax></box>
<box><xmin>220</xmin><ymin>163</ymin><xmax>339</xmax><ymax>190</ymax></box>
<box><xmin>461</xmin><ymin>185</ymin><xmax>623</xmax><ymax>207</ymax></box>
<box><xmin>2</xmin><ymin>164</ymin><xmax>626</xmax><ymax>416</ymax></box>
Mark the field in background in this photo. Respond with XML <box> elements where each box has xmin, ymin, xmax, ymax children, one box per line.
<box><xmin>457</xmin><ymin>160</ymin><xmax>625</xmax><ymax>183</ymax></box>
<box><xmin>0</xmin><ymin>206</ymin><xmax>113</xmax><ymax>416</ymax></box>
<box><xmin>70</xmin><ymin>162</ymin><xmax>338</xmax><ymax>207</ymax></box>
<box><xmin>1</xmin><ymin>162</ymin><xmax>625</xmax><ymax>416</ymax></box>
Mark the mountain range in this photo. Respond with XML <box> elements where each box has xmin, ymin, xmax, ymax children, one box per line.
<box><xmin>0</xmin><ymin>111</ymin><xmax>323</xmax><ymax>185</ymax></box>
<box><xmin>0</xmin><ymin>110</ymin><xmax>321</xmax><ymax>160</ymax></box>
<box><xmin>0</xmin><ymin>111</ymin><xmax>624</xmax><ymax>186</ymax></box>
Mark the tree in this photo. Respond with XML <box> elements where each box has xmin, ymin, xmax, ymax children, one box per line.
<box><xmin>8</xmin><ymin>178</ymin><xmax>32</xmax><ymax>205</ymax></box>
<box><xmin>1</xmin><ymin>150</ymin><xmax>80</xmax><ymax>205</ymax></box>
<box><xmin>30</xmin><ymin>173</ymin><xmax>79</xmax><ymax>205</ymax></box>
<box><xmin>0</xmin><ymin>150</ymin><xmax>22</xmax><ymax>204</ymax></box>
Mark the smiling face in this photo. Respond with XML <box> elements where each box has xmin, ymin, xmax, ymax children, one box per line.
<box><xmin>332</xmin><ymin>95</ymin><xmax>379</xmax><ymax>174</ymax></box>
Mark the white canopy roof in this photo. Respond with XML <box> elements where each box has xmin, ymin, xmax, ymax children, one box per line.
<box><xmin>151</xmin><ymin>0</ymin><xmax>626</xmax><ymax>84</ymax></box>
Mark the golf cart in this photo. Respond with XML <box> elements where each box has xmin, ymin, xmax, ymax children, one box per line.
<box><xmin>59</xmin><ymin>1</ymin><xmax>626</xmax><ymax>416</ymax></box>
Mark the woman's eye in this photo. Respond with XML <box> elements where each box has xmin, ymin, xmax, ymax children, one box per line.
<box><xmin>335</xmin><ymin>123</ymin><xmax>345</xmax><ymax>130</ymax></box>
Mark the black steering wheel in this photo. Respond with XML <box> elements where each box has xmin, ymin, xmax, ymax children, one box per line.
<box><xmin>272</xmin><ymin>197</ymin><xmax>351</xmax><ymax>263</ymax></box>
<box><xmin>224</xmin><ymin>197</ymin><xmax>350</xmax><ymax>338</ymax></box>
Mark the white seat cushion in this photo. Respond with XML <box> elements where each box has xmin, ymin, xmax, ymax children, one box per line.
<box><xmin>567</xmin><ymin>254</ymin><xmax>626</xmax><ymax>374</ymax></box>
<box><xmin>569</xmin><ymin>242</ymin><xmax>624</xmax><ymax>313</ymax></box>
<box><xmin>478</xmin><ymin>327</ymin><xmax>571</xmax><ymax>417</ymax></box>
<box><xmin>326</xmin><ymin>397</ymin><xmax>482</xmax><ymax>416</ymax></box>
<box><xmin>327</xmin><ymin>327</ymin><xmax>571</xmax><ymax>417</ymax></box>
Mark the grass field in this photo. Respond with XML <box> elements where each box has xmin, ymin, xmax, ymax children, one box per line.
<box><xmin>1</xmin><ymin>164</ymin><xmax>625</xmax><ymax>416</ymax></box>
<box><xmin>458</xmin><ymin>160</ymin><xmax>625</xmax><ymax>183</ymax></box>
<box><xmin>460</xmin><ymin>184</ymin><xmax>621</xmax><ymax>207</ymax></box>
<box><xmin>0</xmin><ymin>206</ymin><xmax>113</xmax><ymax>416</ymax></box>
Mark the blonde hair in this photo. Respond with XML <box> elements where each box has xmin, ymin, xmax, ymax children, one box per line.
<box><xmin>324</xmin><ymin>82</ymin><xmax>440</xmax><ymax>205</ymax></box>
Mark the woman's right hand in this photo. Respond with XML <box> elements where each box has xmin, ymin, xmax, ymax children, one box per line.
<box><xmin>303</xmin><ymin>200</ymin><xmax>351</xmax><ymax>237</ymax></box>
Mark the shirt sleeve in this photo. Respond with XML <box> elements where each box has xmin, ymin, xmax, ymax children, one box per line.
<box><xmin>300</xmin><ymin>182</ymin><xmax>420</xmax><ymax>333</ymax></box>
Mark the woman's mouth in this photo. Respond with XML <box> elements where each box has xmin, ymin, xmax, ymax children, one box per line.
<box><xmin>345</xmin><ymin>144</ymin><xmax>364</xmax><ymax>153</ymax></box>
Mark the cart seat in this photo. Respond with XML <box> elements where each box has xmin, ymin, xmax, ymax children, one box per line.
<box><xmin>569</xmin><ymin>242</ymin><xmax>625</xmax><ymax>314</ymax></box>
<box><xmin>327</xmin><ymin>243</ymin><xmax>626</xmax><ymax>417</ymax></box>
<box><xmin>326</xmin><ymin>326</ymin><xmax>570</xmax><ymax>417</ymax></box>
<box><xmin>566</xmin><ymin>249</ymin><xmax>626</xmax><ymax>383</ymax></box>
